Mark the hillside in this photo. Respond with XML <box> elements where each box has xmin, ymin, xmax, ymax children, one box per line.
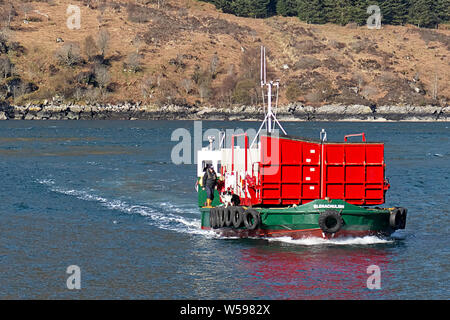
<box><xmin>1</xmin><ymin>0</ymin><xmax>449</xmax><ymax>109</ymax></box>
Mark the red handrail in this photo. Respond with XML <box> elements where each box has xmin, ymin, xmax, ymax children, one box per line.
<box><xmin>344</xmin><ymin>133</ymin><xmax>366</xmax><ymax>142</ymax></box>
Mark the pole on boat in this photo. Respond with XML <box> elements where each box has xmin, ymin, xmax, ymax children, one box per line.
<box><xmin>267</xmin><ymin>80</ymin><xmax>272</xmax><ymax>133</ymax></box>
<box><xmin>251</xmin><ymin>46</ymin><xmax>287</xmax><ymax>149</ymax></box>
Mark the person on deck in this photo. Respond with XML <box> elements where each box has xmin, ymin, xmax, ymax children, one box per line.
<box><xmin>202</xmin><ymin>164</ymin><xmax>217</xmax><ymax>208</ymax></box>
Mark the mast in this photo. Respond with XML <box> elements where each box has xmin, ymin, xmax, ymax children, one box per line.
<box><xmin>251</xmin><ymin>46</ymin><xmax>287</xmax><ymax>148</ymax></box>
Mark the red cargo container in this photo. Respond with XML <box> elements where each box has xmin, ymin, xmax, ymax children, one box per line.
<box><xmin>259</xmin><ymin>134</ymin><xmax>389</xmax><ymax>206</ymax></box>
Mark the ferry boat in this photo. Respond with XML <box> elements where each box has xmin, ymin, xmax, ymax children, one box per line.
<box><xmin>196</xmin><ymin>47</ymin><xmax>407</xmax><ymax>240</ymax></box>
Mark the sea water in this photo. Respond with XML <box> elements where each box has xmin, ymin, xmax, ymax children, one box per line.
<box><xmin>0</xmin><ymin>121</ymin><xmax>448</xmax><ymax>299</ymax></box>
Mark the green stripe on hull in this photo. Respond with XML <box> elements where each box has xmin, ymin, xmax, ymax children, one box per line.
<box><xmin>200</xmin><ymin>199</ymin><xmax>392</xmax><ymax>234</ymax></box>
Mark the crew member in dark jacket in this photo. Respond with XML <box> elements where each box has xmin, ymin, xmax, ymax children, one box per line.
<box><xmin>202</xmin><ymin>164</ymin><xmax>217</xmax><ymax>208</ymax></box>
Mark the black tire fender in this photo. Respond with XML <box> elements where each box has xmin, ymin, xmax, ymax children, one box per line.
<box><xmin>217</xmin><ymin>207</ymin><xmax>226</xmax><ymax>228</ymax></box>
<box><xmin>243</xmin><ymin>209</ymin><xmax>261</xmax><ymax>230</ymax></box>
<box><xmin>399</xmin><ymin>207</ymin><xmax>407</xmax><ymax>229</ymax></box>
<box><xmin>224</xmin><ymin>207</ymin><xmax>233</xmax><ymax>227</ymax></box>
<box><xmin>390</xmin><ymin>208</ymin><xmax>405</xmax><ymax>230</ymax></box>
<box><xmin>232</xmin><ymin>206</ymin><xmax>245</xmax><ymax>228</ymax></box>
<box><xmin>318</xmin><ymin>210</ymin><xmax>344</xmax><ymax>234</ymax></box>
<box><xmin>209</xmin><ymin>208</ymin><xmax>218</xmax><ymax>229</ymax></box>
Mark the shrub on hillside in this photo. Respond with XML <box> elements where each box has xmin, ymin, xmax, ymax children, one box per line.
<box><xmin>127</xmin><ymin>3</ymin><xmax>153</xmax><ymax>23</ymax></box>
<box><xmin>0</xmin><ymin>55</ymin><xmax>13</xmax><ymax>78</ymax></box>
<box><xmin>218</xmin><ymin>74</ymin><xmax>238</xmax><ymax>104</ymax></box>
<box><xmin>285</xmin><ymin>82</ymin><xmax>303</xmax><ymax>102</ymax></box>
<box><xmin>84</xmin><ymin>35</ymin><xmax>98</xmax><ymax>61</ymax></box>
<box><xmin>232</xmin><ymin>79</ymin><xmax>259</xmax><ymax>105</ymax></box>
<box><xmin>295</xmin><ymin>40</ymin><xmax>326</xmax><ymax>54</ymax></box>
<box><xmin>55</xmin><ymin>43</ymin><xmax>82</xmax><ymax>67</ymax></box>
<box><xmin>123</xmin><ymin>53</ymin><xmax>142</xmax><ymax>73</ymax></box>
<box><xmin>293</xmin><ymin>56</ymin><xmax>321</xmax><ymax>70</ymax></box>
<box><xmin>304</xmin><ymin>80</ymin><xmax>335</xmax><ymax>104</ymax></box>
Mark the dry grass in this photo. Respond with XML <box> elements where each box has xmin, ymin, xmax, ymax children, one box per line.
<box><xmin>1</xmin><ymin>0</ymin><xmax>449</xmax><ymax>106</ymax></box>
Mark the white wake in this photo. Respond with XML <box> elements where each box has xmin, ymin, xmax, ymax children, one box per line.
<box><xmin>267</xmin><ymin>235</ymin><xmax>393</xmax><ymax>246</ymax></box>
<box><xmin>36</xmin><ymin>178</ymin><xmax>215</xmax><ymax>237</ymax></box>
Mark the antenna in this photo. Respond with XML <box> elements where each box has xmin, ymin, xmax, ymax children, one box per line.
<box><xmin>263</xmin><ymin>46</ymin><xmax>267</xmax><ymax>84</ymax></box>
<box><xmin>250</xmin><ymin>46</ymin><xmax>287</xmax><ymax>148</ymax></box>
<box><xmin>260</xmin><ymin>46</ymin><xmax>263</xmax><ymax>85</ymax></box>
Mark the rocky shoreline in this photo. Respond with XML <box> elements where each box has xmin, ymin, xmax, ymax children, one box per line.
<box><xmin>0</xmin><ymin>102</ymin><xmax>448</xmax><ymax>121</ymax></box>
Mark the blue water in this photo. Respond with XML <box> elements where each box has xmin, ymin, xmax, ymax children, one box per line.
<box><xmin>0</xmin><ymin>121</ymin><xmax>448</xmax><ymax>299</ymax></box>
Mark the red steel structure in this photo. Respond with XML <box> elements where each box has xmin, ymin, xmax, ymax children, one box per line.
<box><xmin>251</xmin><ymin>134</ymin><xmax>389</xmax><ymax>207</ymax></box>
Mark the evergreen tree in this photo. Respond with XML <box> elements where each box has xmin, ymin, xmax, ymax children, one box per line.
<box><xmin>380</xmin><ymin>0</ymin><xmax>410</xmax><ymax>25</ymax></box>
<box><xmin>435</xmin><ymin>0</ymin><xmax>450</xmax><ymax>25</ymax></box>
<box><xmin>199</xmin><ymin>0</ymin><xmax>448</xmax><ymax>28</ymax></box>
<box><xmin>276</xmin><ymin>0</ymin><xmax>299</xmax><ymax>16</ymax></box>
<box><xmin>323</xmin><ymin>0</ymin><xmax>353</xmax><ymax>25</ymax></box>
<box><xmin>212</xmin><ymin>0</ymin><xmax>234</xmax><ymax>14</ymax></box>
<box><xmin>298</xmin><ymin>0</ymin><xmax>327</xmax><ymax>24</ymax></box>
<box><xmin>348</xmin><ymin>0</ymin><xmax>371</xmax><ymax>26</ymax></box>
<box><xmin>408</xmin><ymin>0</ymin><xmax>439</xmax><ymax>28</ymax></box>
<box><xmin>231</xmin><ymin>0</ymin><xmax>275</xmax><ymax>18</ymax></box>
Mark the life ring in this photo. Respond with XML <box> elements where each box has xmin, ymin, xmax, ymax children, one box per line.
<box><xmin>243</xmin><ymin>209</ymin><xmax>261</xmax><ymax>230</ymax></box>
<box><xmin>232</xmin><ymin>206</ymin><xmax>245</xmax><ymax>228</ymax></box>
<box><xmin>224</xmin><ymin>207</ymin><xmax>233</xmax><ymax>227</ymax></box>
<box><xmin>318</xmin><ymin>210</ymin><xmax>344</xmax><ymax>234</ymax></box>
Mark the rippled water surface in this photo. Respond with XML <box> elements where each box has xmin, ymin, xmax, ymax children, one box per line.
<box><xmin>0</xmin><ymin>121</ymin><xmax>448</xmax><ymax>299</ymax></box>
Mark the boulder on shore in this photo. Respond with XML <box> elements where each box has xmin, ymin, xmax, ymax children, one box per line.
<box><xmin>0</xmin><ymin>103</ymin><xmax>447</xmax><ymax>121</ymax></box>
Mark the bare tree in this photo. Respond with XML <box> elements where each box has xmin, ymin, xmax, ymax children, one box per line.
<box><xmin>84</xmin><ymin>87</ymin><xmax>100</xmax><ymax>103</ymax></box>
<box><xmin>22</xmin><ymin>3</ymin><xmax>33</xmax><ymax>20</ymax></box>
<box><xmin>96</xmin><ymin>14</ymin><xmax>103</xmax><ymax>29</ymax></box>
<box><xmin>55</xmin><ymin>42</ymin><xmax>81</xmax><ymax>66</ymax></box>
<box><xmin>220</xmin><ymin>74</ymin><xmax>237</xmax><ymax>104</ymax></box>
<box><xmin>84</xmin><ymin>35</ymin><xmax>98</xmax><ymax>61</ymax></box>
<box><xmin>180</xmin><ymin>78</ymin><xmax>193</xmax><ymax>95</ymax></box>
<box><xmin>94</xmin><ymin>65</ymin><xmax>110</xmax><ymax>94</ymax></box>
<box><xmin>209</xmin><ymin>54</ymin><xmax>219</xmax><ymax>79</ymax></box>
<box><xmin>0</xmin><ymin>29</ymin><xmax>9</xmax><ymax>54</ymax></box>
<box><xmin>0</xmin><ymin>3</ymin><xmax>14</xmax><ymax>28</ymax></box>
<box><xmin>240</xmin><ymin>46</ymin><xmax>261</xmax><ymax>81</ymax></box>
<box><xmin>132</xmin><ymin>35</ymin><xmax>143</xmax><ymax>54</ymax></box>
<box><xmin>12</xmin><ymin>83</ymin><xmax>25</xmax><ymax>101</ymax></box>
<box><xmin>98</xmin><ymin>1</ymin><xmax>107</xmax><ymax>15</ymax></box>
<box><xmin>431</xmin><ymin>72</ymin><xmax>438</xmax><ymax>100</ymax></box>
<box><xmin>125</xmin><ymin>52</ymin><xmax>142</xmax><ymax>72</ymax></box>
<box><xmin>127</xmin><ymin>3</ymin><xmax>151</xmax><ymax>24</ymax></box>
<box><xmin>0</xmin><ymin>55</ymin><xmax>12</xmax><ymax>78</ymax></box>
<box><xmin>97</xmin><ymin>29</ymin><xmax>110</xmax><ymax>57</ymax></box>
<box><xmin>352</xmin><ymin>72</ymin><xmax>366</xmax><ymax>93</ymax></box>
<box><xmin>198</xmin><ymin>82</ymin><xmax>211</xmax><ymax>103</ymax></box>
<box><xmin>141</xmin><ymin>75</ymin><xmax>156</xmax><ymax>100</ymax></box>
<box><xmin>154</xmin><ymin>0</ymin><xmax>166</xmax><ymax>9</ymax></box>
<box><xmin>227</xmin><ymin>63</ymin><xmax>235</xmax><ymax>76</ymax></box>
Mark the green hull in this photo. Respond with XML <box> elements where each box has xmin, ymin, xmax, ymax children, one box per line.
<box><xmin>200</xmin><ymin>199</ymin><xmax>402</xmax><ymax>239</ymax></box>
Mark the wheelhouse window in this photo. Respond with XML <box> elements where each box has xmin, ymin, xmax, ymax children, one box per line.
<box><xmin>217</xmin><ymin>161</ymin><xmax>222</xmax><ymax>175</ymax></box>
<box><xmin>202</xmin><ymin>160</ymin><xmax>213</xmax><ymax>171</ymax></box>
